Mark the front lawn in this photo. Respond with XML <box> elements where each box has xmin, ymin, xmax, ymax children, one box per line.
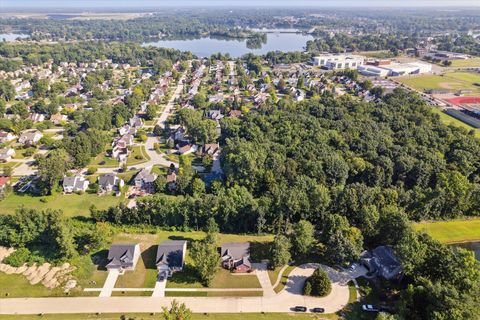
<box><xmin>0</xmin><ymin>273</ymin><xmax>64</xmax><ymax>298</ymax></box>
<box><xmin>126</xmin><ymin>146</ymin><xmax>151</xmax><ymax>166</ymax></box>
<box><xmin>414</xmin><ymin>218</ymin><xmax>480</xmax><ymax>243</ymax></box>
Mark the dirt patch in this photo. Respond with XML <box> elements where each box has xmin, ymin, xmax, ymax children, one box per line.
<box><xmin>438</xmin><ymin>82</ymin><xmax>455</xmax><ymax>89</ymax></box>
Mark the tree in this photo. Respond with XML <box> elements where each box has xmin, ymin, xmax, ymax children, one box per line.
<box><xmin>190</xmin><ymin>219</ymin><xmax>219</xmax><ymax>286</ymax></box>
<box><xmin>0</xmin><ymin>81</ymin><xmax>15</xmax><ymax>101</ymax></box>
<box><xmin>36</xmin><ymin>148</ymin><xmax>71</xmax><ymax>194</ymax></box>
<box><xmin>292</xmin><ymin>220</ymin><xmax>315</xmax><ymax>256</ymax></box>
<box><xmin>270</xmin><ymin>234</ymin><xmax>291</xmax><ymax>269</ymax></box>
<box><xmin>162</xmin><ymin>300</ymin><xmax>192</xmax><ymax>320</ymax></box>
<box><xmin>154</xmin><ymin>175</ymin><xmax>167</xmax><ymax>193</ymax></box>
<box><xmin>31</xmin><ymin>78</ymin><xmax>49</xmax><ymax>98</ymax></box>
<box><xmin>146</xmin><ymin>104</ymin><xmax>158</xmax><ymax>120</ymax></box>
<box><xmin>303</xmin><ymin>268</ymin><xmax>331</xmax><ymax>297</ymax></box>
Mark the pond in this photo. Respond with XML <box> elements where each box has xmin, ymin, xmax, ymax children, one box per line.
<box><xmin>0</xmin><ymin>33</ymin><xmax>29</xmax><ymax>42</ymax></box>
<box><xmin>143</xmin><ymin>32</ymin><xmax>314</xmax><ymax>58</ymax></box>
<box><xmin>452</xmin><ymin>241</ymin><xmax>480</xmax><ymax>261</ymax></box>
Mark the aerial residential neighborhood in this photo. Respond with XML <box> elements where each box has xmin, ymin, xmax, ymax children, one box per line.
<box><xmin>0</xmin><ymin>1</ymin><xmax>479</xmax><ymax>320</ymax></box>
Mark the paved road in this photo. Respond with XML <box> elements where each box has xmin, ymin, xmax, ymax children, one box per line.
<box><xmin>0</xmin><ymin>264</ymin><xmax>350</xmax><ymax>315</ymax></box>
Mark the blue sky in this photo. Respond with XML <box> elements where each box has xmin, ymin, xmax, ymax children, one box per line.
<box><xmin>2</xmin><ymin>0</ymin><xmax>479</xmax><ymax>8</ymax></box>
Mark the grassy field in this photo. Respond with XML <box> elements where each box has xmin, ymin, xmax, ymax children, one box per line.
<box><xmin>398</xmin><ymin>71</ymin><xmax>480</xmax><ymax>94</ymax></box>
<box><xmin>450</xmin><ymin>57</ymin><xmax>480</xmax><ymax>68</ymax></box>
<box><xmin>0</xmin><ymin>313</ymin><xmax>338</xmax><ymax>320</ymax></box>
<box><xmin>430</xmin><ymin>107</ymin><xmax>480</xmax><ymax>138</ymax></box>
<box><xmin>414</xmin><ymin>218</ymin><xmax>480</xmax><ymax>243</ymax></box>
<box><xmin>0</xmin><ymin>192</ymin><xmax>122</xmax><ymax>216</ymax></box>
<box><xmin>0</xmin><ymin>273</ymin><xmax>64</xmax><ymax>298</ymax></box>
<box><xmin>126</xmin><ymin>146</ymin><xmax>151</xmax><ymax>166</ymax></box>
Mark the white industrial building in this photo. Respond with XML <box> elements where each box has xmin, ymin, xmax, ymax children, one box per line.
<box><xmin>358</xmin><ymin>62</ymin><xmax>432</xmax><ymax>77</ymax></box>
<box><xmin>313</xmin><ymin>54</ymin><xmax>365</xmax><ymax>70</ymax></box>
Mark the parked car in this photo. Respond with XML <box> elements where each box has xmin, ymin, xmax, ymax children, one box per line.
<box><xmin>311</xmin><ymin>307</ymin><xmax>325</xmax><ymax>313</ymax></box>
<box><xmin>362</xmin><ymin>304</ymin><xmax>379</xmax><ymax>312</ymax></box>
<box><xmin>293</xmin><ymin>306</ymin><xmax>307</xmax><ymax>312</ymax></box>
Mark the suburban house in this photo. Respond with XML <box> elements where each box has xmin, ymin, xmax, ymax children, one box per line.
<box><xmin>50</xmin><ymin>114</ymin><xmax>68</xmax><ymax>124</ymax></box>
<box><xmin>0</xmin><ymin>148</ymin><xmax>15</xmax><ymax>162</ymax></box>
<box><xmin>98</xmin><ymin>174</ymin><xmax>125</xmax><ymax>193</ymax></box>
<box><xmin>28</xmin><ymin>113</ymin><xmax>46</xmax><ymax>123</ymax></box>
<box><xmin>111</xmin><ymin>145</ymin><xmax>129</xmax><ymax>162</ymax></box>
<box><xmin>0</xmin><ymin>131</ymin><xmax>16</xmax><ymax>143</ymax></box>
<box><xmin>63</xmin><ymin>175</ymin><xmax>89</xmax><ymax>193</ymax></box>
<box><xmin>166</xmin><ymin>171</ymin><xmax>177</xmax><ymax>191</ymax></box>
<box><xmin>106</xmin><ymin>243</ymin><xmax>141</xmax><ymax>272</ymax></box>
<box><xmin>129</xmin><ymin>116</ymin><xmax>144</xmax><ymax>128</ymax></box>
<box><xmin>0</xmin><ymin>176</ymin><xmax>11</xmax><ymax>194</ymax></box>
<box><xmin>360</xmin><ymin>246</ymin><xmax>403</xmax><ymax>281</ymax></box>
<box><xmin>202</xmin><ymin>143</ymin><xmax>220</xmax><ymax>157</ymax></box>
<box><xmin>177</xmin><ymin>143</ymin><xmax>197</xmax><ymax>155</ymax></box>
<box><xmin>133</xmin><ymin>167</ymin><xmax>158</xmax><ymax>193</ymax></box>
<box><xmin>155</xmin><ymin>240</ymin><xmax>187</xmax><ymax>279</ymax></box>
<box><xmin>220</xmin><ymin>242</ymin><xmax>253</xmax><ymax>273</ymax></box>
<box><xmin>18</xmin><ymin>130</ymin><xmax>43</xmax><ymax>145</ymax></box>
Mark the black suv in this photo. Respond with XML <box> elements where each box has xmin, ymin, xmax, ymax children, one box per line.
<box><xmin>312</xmin><ymin>307</ymin><xmax>325</xmax><ymax>313</ymax></box>
<box><xmin>294</xmin><ymin>306</ymin><xmax>307</xmax><ymax>312</ymax></box>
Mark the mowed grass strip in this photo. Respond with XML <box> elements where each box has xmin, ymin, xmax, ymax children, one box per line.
<box><xmin>413</xmin><ymin>218</ymin><xmax>480</xmax><ymax>243</ymax></box>
<box><xmin>397</xmin><ymin>72</ymin><xmax>480</xmax><ymax>94</ymax></box>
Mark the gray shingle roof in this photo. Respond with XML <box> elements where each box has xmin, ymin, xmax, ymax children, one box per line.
<box><xmin>156</xmin><ymin>240</ymin><xmax>187</xmax><ymax>269</ymax></box>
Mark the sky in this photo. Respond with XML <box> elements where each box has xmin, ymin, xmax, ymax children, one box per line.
<box><xmin>2</xmin><ymin>0</ymin><xmax>479</xmax><ymax>9</ymax></box>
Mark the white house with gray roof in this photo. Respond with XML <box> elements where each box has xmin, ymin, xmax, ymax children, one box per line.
<box><xmin>63</xmin><ymin>175</ymin><xmax>89</xmax><ymax>193</ymax></box>
<box><xmin>156</xmin><ymin>240</ymin><xmax>187</xmax><ymax>279</ymax></box>
<box><xmin>106</xmin><ymin>243</ymin><xmax>140</xmax><ymax>272</ymax></box>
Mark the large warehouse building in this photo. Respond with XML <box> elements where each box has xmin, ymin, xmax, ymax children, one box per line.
<box><xmin>313</xmin><ymin>54</ymin><xmax>365</xmax><ymax>70</ymax></box>
<box><xmin>358</xmin><ymin>62</ymin><xmax>432</xmax><ymax>77</ymax></box>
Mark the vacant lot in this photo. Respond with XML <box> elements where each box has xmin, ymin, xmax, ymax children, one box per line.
<box><xmin>414</xmin><ymin>218</ymin><xmax>480</xmax><ymax>243</ymax></box>
<box><xmin>0</xmin><ymin>192</ymin><xmax>122</xmax><ymax>216</ymax></box>
<box><xmin>398</xmin><ymin>72</ymin><xmax>480</xmax><ymax>94</ymax></box>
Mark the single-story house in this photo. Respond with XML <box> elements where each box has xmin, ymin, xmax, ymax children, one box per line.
<box><xmin>156</xmin><ymin>240</ymin><xmax>187</xmax><ymax>279</ymax></box>
<box><xmin>360</xmin><ymin>245</ymin><xmax>403</xmax><ymax>281</ymax></box>
<box><xmin>0</xmin><ymin>148</ymin><xmax>15</xmax><ymax>162</ymax></box>
<box><xmin>18</xmin><ymin>130</ymin><xmax>43</xmax><ymax>145</ymax></box>
<box><xmin>63</xmin><ymin>175</ymin><xmax>89</xmax><ymax>193</ymax></box>
<box><xmin>220</xmin><ymin>242</ymin><xmax>252</xmax><ymax>273</ymax></box>
<box><xmin>106</xmin><ymin>243</ymin><xmax>141</xmax><ymax>272</ymax></box>
<box><xmin>28</xmin><ymin>113</ymin><xmax>45</xmax><ymax>123</ymax></box>
<box><xmin>50</xmin><ymin>114</ymin><xmax>68</xmax><ymax>124</ymax></box>
<box><xmin>98</xmin><ymin>174</ymin><xmax>124</xmax><ymax>193</ymax></box>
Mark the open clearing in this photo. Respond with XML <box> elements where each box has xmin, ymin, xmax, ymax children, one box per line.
<box><xmin>413</xmin><ymin>218</ymin><xmax>480</xmax><ymax>243</ymax></box>
<box><xmin>398</xmin><ymin>71</ymin><xmax>480</xmax><ymax>94</ymax></box>
<box><xmin>0</xmin><ymin>192</ymin><xmax>122</xmax><ymax>216</ymax></box>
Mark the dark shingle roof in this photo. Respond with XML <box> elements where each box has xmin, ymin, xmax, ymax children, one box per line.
<box><xmin>156</xmin><ymin>240</ymin><xmax>187</xmax><ymax>269</ymax></box>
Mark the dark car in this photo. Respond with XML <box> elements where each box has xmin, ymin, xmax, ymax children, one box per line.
<box><xmin>293</xmin><ymin>306</ymin><xmax>307</xmax><ymax>312</ymax></box>
<box><xmin>312</xmin><ymin>307</ymin><xmax>325</xmax><ymax>313</ymax></box>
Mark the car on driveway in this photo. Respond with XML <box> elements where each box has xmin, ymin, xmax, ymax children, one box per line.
<box><xmin>293</xmin><ymin>306</ymin><xmax>307</xmax><ymax>312</ymax></box>
<box><xmin>362</xmin><ymin>304</ymin><xmax>379</xmax><ymax>312</ymax></box>
<box><xmin>311</xmin><ymin>307</ymin><xmax>325</xmax><ymax>313</ymax></box>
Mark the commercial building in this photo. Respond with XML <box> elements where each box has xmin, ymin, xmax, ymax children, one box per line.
<box><xmin>313</xmin><ymin>54</ymin><xmax>365</xmax><ymax>70</ymax></box>
<box><xmin>358</xmin><ymin>61</ymin><xmax>432</xmax><ymax>77</ymax></box>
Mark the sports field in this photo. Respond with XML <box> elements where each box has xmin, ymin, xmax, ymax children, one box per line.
<box><xmin>414</xmin><ymin>218</ymin><xmax>480</xmax><ymax>244</ymax></box>
<box><xmin>450</xmin><ymin>57</ymin><xmax>480</xmax><ymax>68</ymax></box>
<box><xmin>398</xmin><ymin>71</ymin><xmax>480</xmax><ymax>95</ymax></box>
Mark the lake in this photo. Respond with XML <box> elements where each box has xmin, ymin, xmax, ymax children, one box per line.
<box><xmin>452</xmin><ymin>241</ymin><xmax>480</xmax><ymax>261</ymax></box>
<box><xmin>143</xmin><ymin>33</ymin><xmax>314</xmax><ymax>58</ymax></box>
<box><xmin>0</xmin><ymin>33</ymin><xmax>29</xmax><ymax>42</ymax></box>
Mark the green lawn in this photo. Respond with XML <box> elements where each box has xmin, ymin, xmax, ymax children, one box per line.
<box><xmin>126</xmin><ymin>146</ymin><xmax>151</xmax><ymax>166</ymax></box>
<box><xmin>398</xmin><ymin>71</ymin><xmax>480</xmax><ymax>94</ymax></box>
<box><xmin>0</xmin><ymin>313</ymin><xmax>337</xmax><ymax>320</ymax></box>
<box><xmin>450</xmin><ymin>57</ymin><xmax>480</xmax><ymax>68</ymax></box>
<box><xmin>430</xmin><ymin>107</ymin><xmax>480</xmax><ymax>138</ymax></box>
<box><xmin>273</xmin><ymin>265</ymin><xmax>295</xmax><ymax>293</ymax></box>
<box><xmin>209</xmin><ymin>269</ymin><xmax>260</xmax><ymax>289</ymax></box>
<box><xmin>413</xmin><ymin>218</ymin><xmax>480</xmax><ymax>243</ymax></box>
<box><xmin>0</xmin><ymin>192</ymin><xmax>123</xmax><ymax>216</ymax></box>
<box><xmin>90</xmin><ymin>152</ymin><xmax>119</xmax><ymax>168</ymax></box>
<box><xmin>0</xmin><ymin>273</ymin><xmax>64</xmax><ymax>298</ymax></box>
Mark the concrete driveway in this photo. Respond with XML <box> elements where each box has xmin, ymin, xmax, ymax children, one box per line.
<box><xmin>0</xmin><ymin>264</ymin><xmax>351</xmax><ymax>315</ymax></box>
<box><xmin>98</xmin><ymin>269</ymin><xmax>120</xmax><ymax>297</ymax></box>
<box><xmin>151</xmin><ymin>276</ymin><xmax>166</xmax><ymax>297</ymax></box>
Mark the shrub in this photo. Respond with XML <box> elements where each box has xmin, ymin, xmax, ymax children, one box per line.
<box><xmin>303</xmin><ymin>268</ymin><xmax>332</xmax><ymax>297</ymax></box>
<box><xmin>4</xmin><ymin>248</ymin><xmax>31</xmax><ymax>267</ymax></box>
<box><xmin>87</xmin><ymin>166</ymin><xmax>97</xmax><ymax>175</ymax></box>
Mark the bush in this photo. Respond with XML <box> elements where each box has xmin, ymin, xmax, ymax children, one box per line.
<box><xmin>303</xmin><ymin>268</ymin><xmax>332</xmax><ymax>297</ymax></box>
<box><xmin>87</xmin><ymin>166</ymin><xmax>97</xmax><ymax>175</ymax></box>
<box><xmin>4</xmin><ymin>248</ymin><xmax>31</xmax><ymax>267</ymax></box>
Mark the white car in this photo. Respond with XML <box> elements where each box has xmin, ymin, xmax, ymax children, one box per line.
<box><xmin>362</xmin><ymin>304</ymin><xmax>378</xmax><ymax>312</ymax></box>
